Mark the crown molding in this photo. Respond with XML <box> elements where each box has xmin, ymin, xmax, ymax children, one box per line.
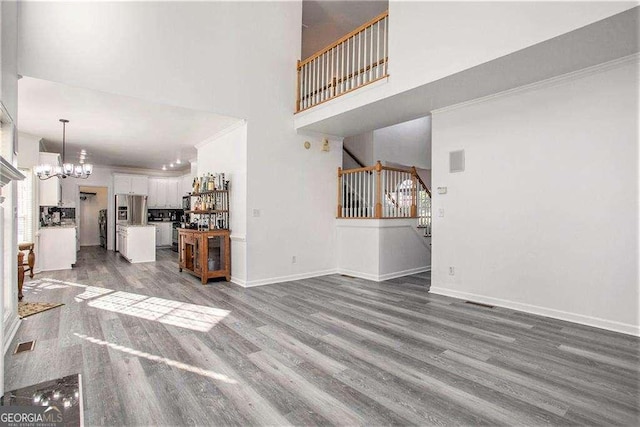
<box><xmin>432</xmin><ymin>53</ymin><xmax>640</xmax><ymax>116</ymax></box>
<box><xmin>195</xmin><ymin>119</ymin><xmax>247</xmax><ymax>150</ymax></box>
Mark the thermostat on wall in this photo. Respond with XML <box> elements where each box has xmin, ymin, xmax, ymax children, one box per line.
<box><xmin>437</xmin><ymin>187</ymin><xmax>447</xmax><ymax>195</ymax></box>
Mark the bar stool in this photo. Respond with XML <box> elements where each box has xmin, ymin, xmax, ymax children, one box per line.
<box><xmin>17</xmin><ymin>242</ymin><xmax>35</xmax><ymax>301</ymax></box>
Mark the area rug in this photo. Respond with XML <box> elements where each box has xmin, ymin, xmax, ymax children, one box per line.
<box><xmin>18</xmin><ymin>302</ymin><xmax>64</xmax><ymax>319</ymax></box>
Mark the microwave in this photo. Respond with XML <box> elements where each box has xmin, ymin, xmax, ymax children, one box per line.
<box><xmin>117</xmin><ymin>206</ymin><xmax>128</xmax><ymax>221</ymax></box>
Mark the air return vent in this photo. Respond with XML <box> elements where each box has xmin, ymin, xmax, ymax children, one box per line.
<box><xmin>465</xmin><ymin>301</ymin><xmax>494</xmax><ymax>309</ymax></box>
<box><xmin>449</xmin><ymin>150</ymin><xmax>465</xmax><ymax>173</ymax></box>
<box><xmin>14</xmin><ymin>341</ymin><xmax>35</xmax><ymax>354</ymax></box>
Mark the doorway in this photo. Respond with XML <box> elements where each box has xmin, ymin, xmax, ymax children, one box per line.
<box><xmin>78</xmin><ymin>186</ymin><xmax>108</xmax><ymax>248</ymax></box>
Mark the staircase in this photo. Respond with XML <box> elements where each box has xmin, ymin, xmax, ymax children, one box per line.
<box><xmin>339</xmin><ymin>149</ymin><xmax>431</xmax><ymax>232</ymax></box>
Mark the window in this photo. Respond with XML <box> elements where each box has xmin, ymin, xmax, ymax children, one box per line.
<box><xmin>17</xmin><ymin>168</ymin><xmax>33</xmax><ymax>243</ymax></box>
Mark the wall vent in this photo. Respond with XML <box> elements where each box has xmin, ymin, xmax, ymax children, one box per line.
<box><xmin>465</xmin><ymin>301</ymin><xmax>494</xmax><ymax>309</ymax></box>
<box><xmin>449</xmin><ymin>150</ymin><xmax>465</xmax><ymax>173</ymax></box>
<box><xmin>14</xmin><ymin>341</ymin><xmax>36</xmax><ymax>354</ymax></box>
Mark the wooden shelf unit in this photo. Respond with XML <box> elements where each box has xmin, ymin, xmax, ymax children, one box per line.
<box><xmin>184</xmin><ymin>189</ymin><xmax>230</xmax><ymax>231</ymax></box>
<box><xmin>178</xmin><ymin>229</ymin><xmax>231</xmax><ymax>284</ymax></box>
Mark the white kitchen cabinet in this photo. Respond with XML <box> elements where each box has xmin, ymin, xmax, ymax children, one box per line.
<box><xmin>166</xmin><ymin>180</ymin><xmax>178</xmax><ymax>208</ymax></box>
<box><xmin>147</xmin><ymin>179</ymin><xmax>158</xmax><ymax>207</ymax></box>
<box><xmin>119</xmin><ymin>225</ymin><xmax>155</xmax><ymax>263</ymax></box>
<box><xmin>156</xmin><ymin>180</ymin><xmax>167</xmax><ymax>207</ymax></box>
<box><xmin>131</xmin><ymin>175</ymin><xmax>148</xmax><ymax>195</ymax></box>
<box><xmin>39</xmin><ymin>226</ymin><xmax>77</xmax><ymax>271</ymax></box>
<box><xmin>154</xmin><ymin>222</ymin><xmax>173</xmax><ymax>247</ymax></box>
<box><xmin>38</xmin><ymin>153</ymin><xmax>61</xmax><ymax>206</ymax></box>
<box><xmin>148</xmin><ymin>178</ymin><xmax>181</xmax><ymax>208</ymax></box>
<box><xmin>113</xmin><ymin>174</ymin><xmax>148</xmax><ymax>195</ymax></box>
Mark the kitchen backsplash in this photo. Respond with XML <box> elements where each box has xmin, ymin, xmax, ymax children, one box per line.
<box><xmin>148</xmin><ymin>209</ymin><xmax>183</xmax><ymax>221</ymax></box>
<box><xmin>40</xmin><ymin>206</ymin><xmax>76</xmax><ymax>226</ymax></box>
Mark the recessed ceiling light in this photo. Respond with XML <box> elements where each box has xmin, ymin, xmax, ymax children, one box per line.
<box><xmin>162</xmin><ymin>165</ymin><xmax>166</xmax><ymax>171</ymax></box>
<box><xmin>176</xmin><ymin>159</ymin><xmax>181</xmax><ymax>164</ymax></box>
<box><xmin>169</xmin><ymin>163</ymin><xmax>174</xmax><ymax>168</ymax></box>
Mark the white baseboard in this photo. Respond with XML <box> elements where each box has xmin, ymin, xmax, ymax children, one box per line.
<box><xmin>430</xmin><ymin>286</ymin><xmax>640</xmax><ymax>337</ymax></box>
<box><xmin>338</xmin><ymin>266</ymin><xmax>431</xmax><ymax>282</ymax></box>
<box><xmin>3</xmin><ymin>315</ymin><xmax>22</xmax><ymax>354</ymax></box>
<box><xmin>240</xmin><ymin>269</ymin><xmax>339</xmax><ymax>288</ymax></box>
<box><xmin>378</xmin><ymin>266</ymin><xmax>431</xmax><ymax>281</ymax></box>
<box><xmin>230</xmin><ymin>276</ymin><xmax>247</xmax><ymax>287</ymax></box>
<box><xmin>336</xmin><ymin>269</ymin><xmax>380</xmax><ymax>282</ymax></box>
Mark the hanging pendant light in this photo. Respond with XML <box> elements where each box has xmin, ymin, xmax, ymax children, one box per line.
<box><xmin>35</xmin><ymin>119</ymin><xmax>93</xmax><ymax>180</ymax></box>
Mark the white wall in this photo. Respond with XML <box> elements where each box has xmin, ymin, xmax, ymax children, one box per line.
<box><xmin>18</xmin><ymin>2</ymin><xmax>343</xmax><ymax>286</ymax></box>
<box><xmin>389</xmin><ymin>2</ymin><xmax>636</xmax><ymax>95</ymax></box>
<box><xmin>431</xmin><ymin>57</ymin><xmax>639</xmax><ymax>335</ymax></box>
<box><xmin>343</xmin><ymin>131</ymin><xmax>374</xmax><ymax>167</ymax></box>
<box><xmin>197</xmin><ymin>122</ymin><xmax>247</xmax><ymax>283</ymax></box>
<box><xmin>294</xmin><ymin>2</ymin><xmax>637</xmax><ymax>131</ymax></box>
<box><xmin>78</xmin><ymin>186</ymin><xmax>107</xmax><ymax>246</ymax></box>
<box><xmin>337</xmin><ymin>218</ymin><xmax>430</xmax><ymax>281</ymax></box>
<box><xmin>374</xmin><ymin>116</ymin><xmax>431</xmax><ymax>170</ymax></box>
<box><xmin>60</xmin><ymin>166</ymin><xmax>115</xmax><ymax>250</ymax></box>
<box><xmin>0</xmin><ymin>0</ymin><xmax>19</xmax><ymax>394</ymax></box>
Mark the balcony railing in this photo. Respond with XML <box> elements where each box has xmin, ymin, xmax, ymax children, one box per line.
<box><xmin>338</xmin><ymin>161</ymin><xmax>431</xmax><ymax>233</ymax></box>
<box><xmin>296</xmin><ymin>11</ymin><xmax>389</xmax><ymax>113</ymax></box>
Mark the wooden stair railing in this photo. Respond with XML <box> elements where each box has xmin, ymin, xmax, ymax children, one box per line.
<box><xmin>338</xmin><ymin>161</ymin><xmax>431</xmax><ymax>219</ymax></box>
<box><xmin>297</xmin><ymin>11</ymin><xmax>389</xmax><ymax>112</ymax></box>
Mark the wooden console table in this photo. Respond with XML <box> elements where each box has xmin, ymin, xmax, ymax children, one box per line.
<box><xmin>178</xmin><ymin>229</ymin><xmax>230</xmax><ymax>284</ymax></box>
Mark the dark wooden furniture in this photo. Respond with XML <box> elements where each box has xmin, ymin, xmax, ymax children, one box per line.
<box><xmin>178</xmin><ymin>229</ymin><xmax>230</xmax><ymax>284</ymax></box>
<box><xmin>17</xmin><ymin>242</ymin><xmax>35</xmax><ymax>301</ymax></box>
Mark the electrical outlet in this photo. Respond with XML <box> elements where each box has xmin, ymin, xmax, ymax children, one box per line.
<box><xmin>252</xmin><ymin>209</ymin><xmax>260</xmax><ymax>217</ymax></box>
<box><xmin>292</xmin><ymin>256</ymin><xmax>297</xmax><ymax>264</ymax></box>
<box><xmin>449</xmin><ymin>266</ymin><xmax>455</xmax><ymax>276</ymax></box>
<box><xmin>438</xmin><ymin>208</ymin><xmax>445</xmax><ymax>218</ymax></box>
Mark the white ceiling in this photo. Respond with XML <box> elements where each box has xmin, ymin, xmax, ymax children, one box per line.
<box><xmin>18</xmin><ymin>77</ymin><xmax>241</xmax><ymax>170</ymax></box>
<box><xmin>302</xmin><ymin>0</ymin><xmax>388</xmax><ymax>59</ymax></box>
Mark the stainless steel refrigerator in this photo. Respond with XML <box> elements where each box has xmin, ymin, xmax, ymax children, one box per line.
<box><xmin>98</xmin><ymin>209</ymin><xmax>107</xmax><ymax>248</ymax></box>
<box><xmin>126</xmin><ymin>195</ymin><xmax>148</xmax><ymax>225</ymax></box>
<box><xmin>115</xmin><ymin>195</ymin><xmax>148</xmax><ymax>252</ymax></box>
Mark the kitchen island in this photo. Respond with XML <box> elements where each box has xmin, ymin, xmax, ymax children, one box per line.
<box><xmin>117</xmin><ymin>225</ymin><xmax>156</xmax><ymax>263</ymax></box>
<box><xmin>38</xmin><ymin>225</ymin><xmax>77</xmax><ymax>271</ymax></box>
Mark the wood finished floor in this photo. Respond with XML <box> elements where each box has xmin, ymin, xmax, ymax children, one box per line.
<box><xmin>5</xmin><ymin>246</ymin><xmax>639</xmax><ymax>426</ymax></box>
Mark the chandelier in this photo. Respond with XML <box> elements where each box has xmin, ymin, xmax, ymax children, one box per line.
<box><xmin>35</xmin><ymin>119</ymin><xmax>93</xmax><ymax>180</ymax></box>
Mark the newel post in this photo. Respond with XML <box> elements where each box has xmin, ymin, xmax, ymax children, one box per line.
<box><xmin>296</xmin><ymin>60</ymin><xmax>302</xmax><ymax>112</ymax></box>
<box><xmin>375</xmin><ymin>161</ymin><xmax>382</xmax><ymax>218</ymax></box>
<box><xmin>337</xmin><ymin>167</ymin><xmax>343</xmax><ymax>218</ymax></box>
<box><xmin>410</xmin><ymin>166</ymin><xmax>418</xmax><ymax>218</ymax></box>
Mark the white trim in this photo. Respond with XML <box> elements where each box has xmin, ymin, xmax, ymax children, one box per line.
<box><xmin>432</xmin><ymin>53</ymin><xmax>640</xmax><ymax>116</ymax></box>
<box><xmin>430</xmin><ymin>286</ymin><xmax>640</xmax><ymax>337</ymax></box>
<box><xmin>240</xmin><ymin>269</ymin><xmax>339</xmax><ymax>288</ymax></box>
<box><xmin>230</xmin><ymin>234</ymin><xmax>246</xmax><ymax>242</ymax></box>
<box><xmin>378</xmin><ymin>266</ymin><xmax>431</xmax><ymax>281</ymax></box>
<box><xmin>3</xmin><ymin>315</ymin><xmax>21</xmax><ymax>354</ymax></box>
<box><xmin>195</xmin><ymin>120</ymin><xmax>247</xmax><ymax>150</ymax></box>
<box><xmin>230</xmin><ymin>276</ymin><xmax>247</xmax><ymax>287</ymax></box>
<box><xmin>338</xmin><ymin>266</ymin><xmax>431</xmax><ymax>282</ymax></box>
<box><xmin>336</xmin><ymin>268</ymin><xmax>380</xmax><ymax>282</ymax></box>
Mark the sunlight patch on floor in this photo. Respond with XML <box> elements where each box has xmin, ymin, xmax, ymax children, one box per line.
<box><xmin>28</xmin><ymin>278</ymin><xmax>230</xmax><ymax>332</ymax></box>
<box><xmin>73</xmin><ymin>333</ymin><xmax>237</xmax><ymax>384</ymax></box>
